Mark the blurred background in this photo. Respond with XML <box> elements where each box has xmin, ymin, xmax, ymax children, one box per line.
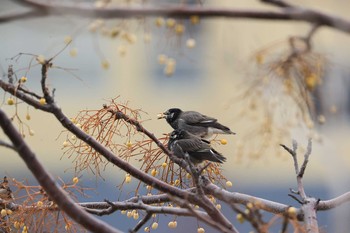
<box><xmin>1</xmin><ymin>0</ymin><xmax>350</xmax><ymax>232</ymax></box>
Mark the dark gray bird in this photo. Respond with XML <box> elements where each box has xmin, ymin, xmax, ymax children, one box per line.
<box><xmin>158</xmin><ymin>108</ymin><xmax>235</xmax><ymax>139</ymax></box>
<box><xmin>168</xmin><ymin>129</ymin><xmax>226</xmax><ymax>164</ymax></box>
<box><xmin>0</xmin><ymin>176</ymin><xmax>13</xmax><ymax>200</ymax></box>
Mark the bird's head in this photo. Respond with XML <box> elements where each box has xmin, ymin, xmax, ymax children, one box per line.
<box><xmin>169</xmin><ymin>129</ymin><xmax>190</xmax><ymax>141</ymax></box>
<box><xmin>157</xmin><ymin>108</ymin><xmax>182</xmax><ymax>124</ymax></box>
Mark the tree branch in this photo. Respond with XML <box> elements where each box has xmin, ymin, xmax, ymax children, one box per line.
<box><xmin>2</xmin><ymin>0</ymin><xmax>350</xmax><ymax>35</ymax></box>
<box><xmin>0</xmin><ymin>109</ymin><xmax>122</xmax><ymax>233</ymax></box>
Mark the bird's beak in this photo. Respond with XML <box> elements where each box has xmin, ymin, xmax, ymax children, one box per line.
<box><xmin>157</xmin><ymin>112</ymin><xmax>168</xmax><ymax>120</ymax></box>
<box><xmin>157</xmin><ymin>113</ymin><xmax>166</xmax><ymax>119</ymax></box>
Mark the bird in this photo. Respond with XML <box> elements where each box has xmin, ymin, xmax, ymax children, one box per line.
<box><xmin>158</xmin><ymin>108</ymin><xmax>235</xmax><ymax>139</ymax></box>
<box><xmin>0</xmin><ymin>176</ymin><xmax>14</xmax><ymax>200</ymax></box>
<box><xmin>168</xmin><ymin>129</ymin><xmax>226</xmax><ymax>164</ymax></box>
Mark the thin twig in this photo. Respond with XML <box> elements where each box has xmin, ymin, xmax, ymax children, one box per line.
<box><xmin>298</xmin><ymin>138</ymin><xmax>312</xmax><ymax>178</ymax></box>
<box><xmin>0</xmin><ymin>140</ymin><xmax>15</xmax><ymax>151</ymax></box>
<box><xmin>129</xmin><ymin>213</ymin><xmax>152</xmax><ymax>233</ymax></box>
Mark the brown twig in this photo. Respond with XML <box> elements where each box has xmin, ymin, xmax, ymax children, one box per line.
<box><xmin>0</xmin><ymin>109</ymin><xmax>122</xmax><ymax>233</ymax></box>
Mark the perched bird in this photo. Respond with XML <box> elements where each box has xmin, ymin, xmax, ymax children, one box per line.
<box><xmin>158</xmin><ymin>108</ymin><xmax>235</xmax><ymax>138</ymax></box>
<box><xmin>0</xmin><ymin>176</ymin><xmax>14</xmax><ymax>200</ymax></box>
<box><xmin>168</xmin><ymin>129</ymin><xmax>226</xmax><ymax>164</ymax></box>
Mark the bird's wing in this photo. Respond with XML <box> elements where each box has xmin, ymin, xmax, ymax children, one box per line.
<box><xmin>181</xmin><ymin>111</ymin><xmax>217</xmax><ymax>125</ymax></box>
<box><xmin>175</xmin><ymin>138</ymin><xmax>209</xmax><ymax>152</ymax></box>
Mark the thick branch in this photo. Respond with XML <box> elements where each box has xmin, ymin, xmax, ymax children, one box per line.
<box><xmin>205</xmin><ymin>183</ymin><xmax>301</xmax><ymax>217</ymax></box>
<box><xmin>317</xmin><ymin>191</ymin><xmax>350</xmax><ymax>211</ymax></box>
<box><xmin>3</xmin><ymin>0</ymin><xmax>350</xmax><ymax>35</ymax></box>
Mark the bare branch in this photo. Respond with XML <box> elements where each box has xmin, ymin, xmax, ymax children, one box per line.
<box><xmin>204</xmin><ymin>183</ymin><xmax>301</xmax><ymax>217</ymax></box>
<box><xmin>317</xmin><ymin>191</ymin><xmax>350</xmax><ymax>211</ymax></box>
<box><xmin>298</xmin><ymin>138</ymin><xmax>312</xmax><ymax>178</ymax></box>
<box><xmin>3</xmin><ymin>1</ymin><xmax>350</xmax><ymax>35</ymax></box>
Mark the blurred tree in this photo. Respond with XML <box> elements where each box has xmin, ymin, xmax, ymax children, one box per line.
<box><xmin>0</xmin><ymin>1</ymin><xmax>350</xmax><ymax>233</ymax></box>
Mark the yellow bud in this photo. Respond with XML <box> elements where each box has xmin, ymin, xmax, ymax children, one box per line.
<box><xmin>121</xmin><ymin>210</ymin><xmax>126</xmax><ymax>215</ymax></box>
<box><xmin>220</xmin><ymin>139</ymin><xmax>228</xmax><ymax>145</ymax></box>
<box><xmin>63</xmin><ymin>141</ymin><xmax>69</xmax><ymax>147</ymax></box>
<box><xmin>14</xmin><ymin>221</ymin><xmax>21</xmax><ymax>229</ymax></box>
<box><xmin>126</xmin><ymin>141</ymin><xmax>132</xmax><ymax>148</ymax></box>
<box><xmin>155</xmin><ymin>17</ymin><xmax>165</xmax><ymax>27</ymax></box>
<box><xmin>288</xmin><ymin>207</ymin><xmax>297</xmax><ymax>218</ymax></box>
<box><xmin>72</xmin><ymin>176</ymin><xmax>79</xmax><ymax>184</ymax></box>
<box><xmin>168</xmin><ymin>221</ymin><xmax>177</xmax><ymax>228</ymax></box>
<box><xmin>110</xmin><ymin>28</ymin><xmax>120</xmax><ymax>38</ymax></box>
<box><xmin>133</xmin><ymin>212</ymin><xmax>139</xmax><ymax>220</ymax></box>
<box><xmin>144</xmin><ymin>227</ymin><xmax>150</xmax><ymax>232</ymax></box>
<box><xmin>161</xmin><ymin>162</ymin><xmax>167</xmax><ymax>168</ymax></box>
<box><xmin>20</xmin><ymin>76</ymin><xmax>27</xmax><ymax>83</ymax></box>
<box><xmin>174</xmin><ymin>179</ymin><xmax>180</xmax><ymax>186</ymax></box>
<box><xmin>151</xmin><ymin>222</ymin><xmax>158</xmax><ymax>229</ymax></box>
<box><xmin>236</xmin><ymin>213</ymin><xmax>244</xmax><ymax>223</ymax></box>
<box><xmin>64</xmin><ymin>35</ymin><xmax>73</xmax><ymax>44</ymax></box>
<box><xmin>1</xmin><ymin>209</ymin><xmax>7</xmax><ymax>217</ymax></box>
<box><xmin>26</xmin><ymin>113</ymin><xmax>31</xmax><ymax>120</ymax></box>
<box><xmin>175</xmin><ymin>24</ymin><xmax>185</xmax><ymax>35</ymax></box>
<box><xmin>127</xmin><ymin>211</ymin><xmax>133</xmax><ymax>218</ymax></box>
<box><xmin>305</xmin><ymin>73</ymin><xmax>318</xmax><ymax>90</ymax></box>
<box><xmin>39</xmin><ymin>98</ymin><xmax>46</xmax><ymax>105</ymax></box>
<box><xmin>125</xmin><ymin>175</ymin><xmax>132</xmax><ymax>184</ymax></box>
<box><xmin>190</xmin><ymin>15</ymin><xmax>200</xmax><ymax>24</ymax></box>
<box><xmin>215</xmin><ymin>204</ymin><xmax>221</xmax><ymax>210</ymax></box>
<box><xmin>101</xmin><ymin>60</ymin><xmax>110</xmax><ymax>70</ymax></box>
<box><xmin>246</xmin><ymin>202</ymin><xmax>253</xmax><ymax>209</ymax></box>
<box><xmin>197</xmin><ymin>227</ymin><xmax>205</xmax><ymax>233</ymax></box>
<box><xmin>123</xmin><ymin>33</ymin><xmax>137</xmax><ymax>44</ymax></box>
<box><xmin>166</xmin><ymin>18</ymin><xmax>176</xmax><ymax>28</ymax></box>
<box><xmin>69</xmin><ymin>48</ymin><xmax>78</xmax><ymax>57</ymax></box>
<box><xmin>6</xmin><ymin>209</ymin><xmax>12</xmax><ymax>215</ymax></box>
<box><xmin>36</xmin><ymin>55</ymin><xmax>46</xmax><ymax>64</ymax></box>
<box><xmin>151</xmin><ymin>169</ymin><xmax>157</xmax><ymax>177</ymax></box>
<box><xmin>186</xmin><ymin>38</ymin><xmax>196</xmax><ymax>48</ymax></box>
<box><xmin>186</xmin><ymin>173</ymin><xmax>191</xmax><ymax>179</ymax></box>
<box><xmin>226</xmin><ymin>181</ymin><xmax>233</xmax><ymax>187</ymax></box>
<box><xmin>29</xmin><ymin>129</ymin><xmax>35</xmax><ymax>136</ymax></box>
<box><xmin>37</xmin><ymin>201</ymin><xmax>43</xmax><ymax>207</ymax></box>
<box><xmin>22</xmin><ymin>226</ymin><xmax>28</xmax><ymax>233</ymax></box>
<box><xmin>7</xmin><ymin>97</ymin><xmax>14</xmax><ymax>105</ymax></box>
